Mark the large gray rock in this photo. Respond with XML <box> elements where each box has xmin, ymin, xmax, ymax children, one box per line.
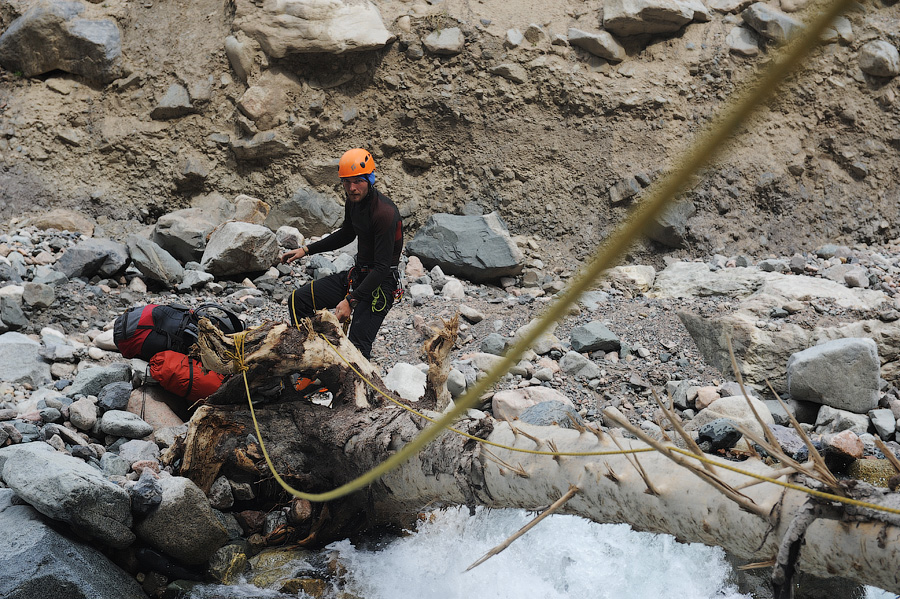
<box><xmin>265</xmin><ymin>186</ymin><xmax>343</xmax><ymax>237</ymax></box>
<box><xmin>0</xmin><ymin>490</ymin><xmax>146</xmax><ymax>599</ymax></box>
<box><xmin>787</xmin><ymin>338</ymin><xmax>880</xmax><ymax>414</ymax></box>
<box><xmin>604</xmin><ymin>0</ymin><xmax>710</xmax><ymax>36</ymax></box>
<box><xmin>684</xmin><ymin>395</ymin><xmax>775</xmax><ymax>441</ymax></box>
<box><xmin>67</xmin><ymin>363</ymin><xmax>132</xmax><ymax>397</ymax></box>
<box><xmin>127</xmin><ymin>235</ymin><xmax>184</xmax><ymax>287</ymax></box>
<box><xmin>1</xmin><ymin>444</ymin><xmax>134</xmax><ymax>548</ymax></box>
<box><xmin>406</xmin><ymin>212</ymin><xmax>524</xmax><ymax>283</ymax></box>
<box><xmin>519</xmin><ymin>401</ymin><xmax>584</xmax><ymax>429</ymax></box>
<box><xmin>570</xmin><ymin>321</ymin><xmax>621</xmax><ymax>353</ymax></box>
<box><xmin>858</xmin><ymin>40</ymin><xmax>900</xmax><ymax>78</ymax></box>
<box><xmin>233</xmin><ymin>0</ymin><xmax>395</xmax><ymax>57</ymax></box>
<box><xmin>0</xmin><ymin>332</ymin><xmax>52</xmax><ymax>387</ymax></box>
<box><xmin>646</xmin><ymin>200</ymin><xmax>695</xmax><ymax>248</ymax></box>
<box><xmin>741</xmin><ymin>3</ymin><xmax>803</xmax><ymax>43</ymax></box>
<box><xmin>152</xmin><ymin>206</ymin><xmax>231</xmax><ymax>264</ymax></box>
<box><xmin>0</xmin><ymin>0</ymin><xmax>124</xmax><ymax>84</ymax></box>
<box><xmin>424</xmin><ymin>27</ymin><xmax>465</xmax><ymax>55</ymax></box>
<box><xmin>55</xmin><ymin>238</ymin><xmax>129</xmax><ymax>279</ymax></box>
<box><xmin>649</xmin><ymin>261</ymin><xmax>887</xmax><ymax>309</ymax></box>
<box><xmin>149</xmin><ymin>83</ymin><xmax>194</xmax><ymax>120</ymax></box>
<box><xmin>230</xmin><ymin>131</ymin><xmax>291</xmax><ymax>161</ymax></box>
<box><xmin>200</xmin><ymin>222</ymin><xmax>279</xmax><ymax>276</ymax></box>
<box><xmin>567</xmin><ymin>28</ymin><xmax>626</xmax><ymax>62</ymax></box>
<box><xmin>135</xmin><ymin>475</ymin><xmax>229</xmax><ymax>564</ymax></box>
<box><xmin>492</xmin><ymin>387</ymin><xmax>576</xmax><ymax>422</ymax></box>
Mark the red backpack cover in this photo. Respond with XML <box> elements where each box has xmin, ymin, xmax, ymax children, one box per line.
<box><xmin>149</xmin><ymin>350</ymin><xmax>226</xmax><ymax>402</ymax></box>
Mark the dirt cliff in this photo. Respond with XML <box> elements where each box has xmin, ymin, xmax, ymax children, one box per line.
<box><xmin>0</xmin><ymin>0</ymin><xmax>898</xmax><ymax>271</ymax></box>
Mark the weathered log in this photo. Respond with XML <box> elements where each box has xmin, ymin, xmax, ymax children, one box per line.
<box><xmin>182</xmin><ymin>312</ymin><xmax>900</xmax><ymax>594</ymax></box>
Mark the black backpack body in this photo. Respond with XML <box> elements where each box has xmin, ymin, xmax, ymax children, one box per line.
<box><xmin>113</xmin><ymin>302</ymin><xmax>244</xmax><ymax>361</ymax></box>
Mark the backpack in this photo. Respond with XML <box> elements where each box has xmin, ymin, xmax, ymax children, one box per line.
<box><xmin>113</xmin><ymin>302</ymin><xmax>244</xmax><ymax>361</ymax></box>
<box><xmin>149</xmin><ymin>350</ymin><xmax>226</xmax><ymax>402</ymax></box>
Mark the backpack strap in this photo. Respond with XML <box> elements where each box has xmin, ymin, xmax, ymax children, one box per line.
<box><xmin>193</xmin><ymin>302</ymin><xmax>245</xmax><ymax>334</ymax></box>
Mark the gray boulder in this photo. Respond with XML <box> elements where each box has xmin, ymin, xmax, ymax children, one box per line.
<box><xmin>741</xmin><ymin>3</ymin><xmax>804</xmax><ymax>43</ymax></box>
<box><xmin>604</xmin><ymin>0</ymin><xmax>710</xmax><ymax>36</ymax></box>
<box><xmin>0</xmin><ymin>0</ymin><xmax>124</xmax><ymax>84</ymax></box>
<box><xmin>99</xmin><ymin>410</ymin><xmax>154</xmax><ymax>439</ymax></box>
<box><xmin>0</xmin><ymin>332</ymin><xmax>52</xmax><ymax>386</ymax></box>
<box><xmin>200</xmin><ymin>222</ymin><xmax>279</xmax><ymax>277</ymax></box>
<box><xmin>150</xmin><ymin>84</ymin><xmax>194</xmax><ymax>120</ymax></box>
<box><xmin>265</xmin><ymin>185</ymin><xmax>343</xmax><ymax>237</ymax></box>
<box><xmin>519</xmin><ymin>401</ymin><xmax>584</xmax><ymax>429</ymax></box>
<box><xmin>646</xmin><ymin>200</ymin><xmax>695</xmax><ymax>248</ymax></box>
<box><xmin>230</xmin><ymin>131</ymin><xmax>291</xmax><ymax>161</ymax></box>
<box><xmin>0</xmin><ymin>294</ymin><xmax>28</xmax><ymax>330</ymax></box>
<box><xmin>55</xmin><ymin>238</ymin><xmax>129</xmax><ymax>279</ymax></box>
<box><xmin>67</xmin><ymin>363</ymin><xmax>132</xmax><ymax>397</ymax></box>
<box><xmin>567</xmin><ymin>28</ymin><xmax>626</xmax><ymax>62</ymax></box>
<box><xmin>559</xmin><ymin>350</ymin><xmax>603</xmax><ymax>379</ymax></box>
<box><xmin>858</xmin><ymin>40</ymin><xmax>900</xmax><ymax>78</ymax></box>
<box><xmin>127</xmin><ymin>235</ymin><xmax>184</xmax><ymax>287</ymax></box>
<box><xmin>0</xmin><ymin>490</ymin><xmax>146</xmax><ymax>599</ymax></box>
<box><xmin>570</xmin><ymin>321</ymin><xmax>621</xmax><ymax>353</ymax></box>
<box><xmin>406</xmin><ymin>212</ymin><xmax>524</xmax><ymax>283</ymax></box>
<box><xmin>1</xmin><ymin>444</ymin><xmax>134</xmax><ymax>548</ymax></box>
<box><xmin>152</xmin><ymin>206</ymin><xmax>231</xmax><ymax>264</ymax></box>
<box><xmin>815</xmin><ymin>405</ymin><xmax>869</xmax><ymax>435</ymax></box>
<box><xmin>135</xmin><ymin>475</ymin><xmax>229</xmax><ymax>564</ymax></box>
<box><xmin>787</xmin><ymin>338</ymin><xmax>880</xmax><ymax>413</ymax></box>
<box><xmin>234</xmin><ymin>0</ymin><xmax>395</xmax><ymax>57</ymax></box>
<box><xmin>424</xmin><ymin>27</ymin><xmax>465</xmax><ymax>55</ymax></box>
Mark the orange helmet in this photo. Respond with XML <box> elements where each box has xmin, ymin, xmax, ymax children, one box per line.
<box><xmin>338</xmin><ymin>148</ymin><xmax>375</xmax><ymax>178</ymax></box>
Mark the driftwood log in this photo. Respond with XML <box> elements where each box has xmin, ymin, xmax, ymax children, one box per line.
<box><xmin>176</xmin><ymin>312</ymin><xmax>900</xmax><ymax>594</ymax></box>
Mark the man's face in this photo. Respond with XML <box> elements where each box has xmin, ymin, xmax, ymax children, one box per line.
<box><xmin>342</xmin><ymin>177</ymin><xmax>369</xmax><ymax>203</ymax></box>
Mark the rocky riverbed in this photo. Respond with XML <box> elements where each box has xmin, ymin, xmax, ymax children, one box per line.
<box><xmin>3</xmin><ymin>204</ymin><xmax>900</xmax><ymax>598</ymax></box>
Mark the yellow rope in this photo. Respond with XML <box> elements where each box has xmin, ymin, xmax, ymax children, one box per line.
<box><xmin>230</xmin><ymin>0</ymin><xmax>859</xmax><ymax>505</ymax></box>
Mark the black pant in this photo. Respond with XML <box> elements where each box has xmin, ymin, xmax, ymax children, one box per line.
<box><xmin>288</xmin><ymin>270</ymin><xmax>395</xmax><ymax>359</ymax></box>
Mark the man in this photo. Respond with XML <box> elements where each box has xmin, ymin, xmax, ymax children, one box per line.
<box><xmin>281</xmin><ymin>148</ymin><xmax>403</xmax><ymax>361</ymax></box>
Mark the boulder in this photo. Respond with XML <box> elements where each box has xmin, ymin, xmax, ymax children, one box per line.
<box><xmin>150</xmin><ymin>84</ymin><xmax>194</xmax><ymax>120</ymax></box>
<box><xmin>127</xmin><ymin>235</ymin><xmax>184</xmax><ymax>287</ymax></box>
<box><xmin>492</xmin><ymin>387</ymin><xmax>576</xmax><ymax>422</ymax></box>
<box><xmin>424</xmin><ymin>27</ymin><xmax>465</xmax><ymax>55</ymax></box>
<box><xmin>233</xmin><ymin>0</ymin><xmax>395</xmax><ymax>57</ymax></box>
<box><xmin>646</xmin><ymin>200</ymin><xmax>695</xmax><ymax>248</ymax></box>
<box><xmin>741</xmin><ymin>3</ymin><xmax>803</xmax><ymax>43</ymax></box>
<box><xmin>152</xmin><ymin>208</ymin><xmax>227</xmax><ymax>264</ymax></box>
<box><xmin>21</xmin><ymin>208</ymin><xmax>95</xmax><ymax>236</ymax></box>
<box><xmin>0</xmin><ymin>490</ymin><xmax>146</xmax><ymax>599</ymax></box>
<box><xmin>684</xmin><ymin>394</ymin><xmax>775</xmax><ymax>441</ymax></box>
<box><xmin>570</xmin><ymin>321</ymin><xmax>621</xmax><ymax>353</ymax></box>
<box><xmin>520</xmin><ymin>401</ymin><xmax>584</xmax><ymax>429</ymax></box>
<box><xmin>604</xmin><ymin>0</ymin><xmax>710</xmax><ymax>36</ymax></box>
<box><xmin>406</xmin><ymin>212</ymin><xmax>524</xmax><ymax>283</ymax></box>
<box><xmin>0</xmin><ymin>0</ymin><xmax>124</xmax><ymax>84</ymax></box>
<box><xmin>1</xmin><ymin>444</ymin><xmax>134</xmax><ymax>548</ymax></box>
<box><xmin>383</xmin><ymin>362</ymin><xmax>427</xmax><ymax>402</ymax></box>
<box><xmin>200</xmin><ymin>222</ymin><xmax>280</xmax><ymax>277</ymax></box>
<box><xmin>55</xmin><ymin>238</ymin><xmax>128</xmax><ymax>279</ymax></box>
<box><xmin>0</xmin><ymin>331</ymin><xmax>52</xmax><ymax>387</ymax></box>
<box><xmin>787</xmin><ymin>338</ymin><xmax>880</xmax><ymax>413</ymax></box>
<box><xmin>567</xmin><ymin>28</ymin><xmax>626</xmax><ymax>62</ymax></box>
<box><xmin>858</xmin><ymin>40</ymin><xmax>900</xmax><ymax>78</ymax></box>
<box><xmin>67</xmin><ymin>363</ymin><xmax>132</xmax><ymax>397</ymax></box>
<box><xmin>266</xmin><ymin>186</ymin><xmax>344</xmax><ymax>237</ymax></box>
<box><xmin>135</xmin><ymin>475</ymin><xmax>229</xmax><ymax>564</ymax></box>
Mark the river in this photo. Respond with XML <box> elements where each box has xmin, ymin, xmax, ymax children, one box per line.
<box><xmin>187</xmin><ymin>506</ymin><xmax>895</xmax><ymax>599</ymax></box>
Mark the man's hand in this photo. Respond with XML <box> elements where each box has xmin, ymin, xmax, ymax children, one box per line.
<box><xmin>335</xmin><ymin>298</ymin><xmax>352</xmax><ymax>322</ymax></box>
<box><xmin>281</xmin><ymin>246</ymin><xmax>307</xmax><ymax>264</ymax></box>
